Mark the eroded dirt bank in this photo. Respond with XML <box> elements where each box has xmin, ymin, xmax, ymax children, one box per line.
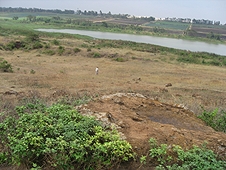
<box><xmin>78</xmin><ymin>93</ymin><xmax>226</xmax><ymax>163</ymax></box>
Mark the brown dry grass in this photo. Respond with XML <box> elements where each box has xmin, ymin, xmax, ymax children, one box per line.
<box><xmin>0</xmin><ymin>35</ymin><xmax>226</xmax><ymax>115</ymax></box>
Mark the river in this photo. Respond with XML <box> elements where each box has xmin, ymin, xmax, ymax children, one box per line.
<box><xmin>36</xmin><ymin>29</ymin><xmax>226</xmax><ymax>56</ymax></box>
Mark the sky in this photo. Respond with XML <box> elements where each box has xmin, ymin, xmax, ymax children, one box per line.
<box><xmin>1</xmin><ymin>0</ymin><xmax>226</xmax><ymax>24</ymax></box>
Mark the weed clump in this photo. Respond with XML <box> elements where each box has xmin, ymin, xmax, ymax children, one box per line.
<box><xmin>0</xmin><ymin>59</ymin><xmax>13</xmax><ymax>72</ymax></box>
<box><xmin>73</xmin><ymin>47</ymin><xmax>81</xmax><ymax>53</ymax></box>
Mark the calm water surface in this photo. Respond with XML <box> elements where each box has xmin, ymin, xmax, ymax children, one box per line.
<box><xmin>36</xmin><ymin>29</ymin><xmax>226</xmax><ymax>56</ymax></box>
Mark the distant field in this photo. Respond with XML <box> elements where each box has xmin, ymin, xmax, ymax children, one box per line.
<box><xmin>144</xmin><ymin>21</ymin><xmax>190</xmax><ymax>30</ymax></box>
<box><xmin>191</xmin><ymin>24</ymin><xmax>226</xmax><ymax>40</ymax></box>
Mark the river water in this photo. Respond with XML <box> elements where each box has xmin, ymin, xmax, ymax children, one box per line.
<box><xmin>36</xmin><ymin>29</ymin><xmax>226</xmax><ymax>56</ymax></box>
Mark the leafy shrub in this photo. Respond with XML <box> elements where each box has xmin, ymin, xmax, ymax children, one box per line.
<box><xmin>32</xmin><ymin>42</ymin><xmax>43</xmax><ymax>49</ymax></box>
<box><xmin>146</xmin><ymin>138</ymin><xmax>226</xmax><ymax>169</ymax></box>
<box><xmin>58</xmin><ymin>46</ymin><xmax>65</xmax><ymax>55</ymax></box>
<box><xmin>0</xmin><ymin>103</ymin><xmax>134</xmax><ymax>169</ymax></box>
<box><xmin>4</xmin><ymin>41</ymin><xmax>16</xmax><ymax>50</ymax></box>
<box><xmin>52</xmin><ymin>39</ymin><xmax>60</xmax><ymax>45</ymax></box>
<box><xmin>92</xmin><ymin>52</ymin><xmax>101</xmax><ymax>58</ymax></box>
<box><xmin>208</xmin><ymin>59</ymin><xmax>222</xmax><ymax>66</ymax></box>
<box><xmin>168</xmin><ymin>145</ymin><xmax>226</xmax><ymax>170</ymax></box>
<box><xmin>177</xmin><ymin>55</ymin><xmax>200</xmax><ymax>64</ymax></box>
<box><xmin>198</xmin><ymin>108</ymin><xmax>226</xmax><ymax>133</ymax></box>
<box><xmin>73</xmin><ymin>47</ymin><xmax>81</xmax><ymax>53</ymax></box>
<box><xmin>26</xmin><ymin>33</ymin><xmax>40</xmax><ymax>42</ymax></box>
<box><xmin>30</xmin><ymin>69</ymin><xmax>35</xmax><ymax>74</ymax></box>
<box><xmin>0</xmin><ymin>59</ymin><xmax>13</xmax><ymax>72</ymax></box>
<box><xmin>43</xmin><ymin>49</ymin><xmax>55</xmax><ymax>55</ymax></box>
<box><xmin>44</xmin><ymin>43</ymin><xmax>50</xmax><ymax>49</ymax></box>
<box><xmin>115</xmin><ymin>57</ymin><xmax>125</xmax><ymax>62</ymax></box>
<box><xmin>149</xmin><ymin>138</ymin><xmax>172</xmax><ymax>165</ymax></box>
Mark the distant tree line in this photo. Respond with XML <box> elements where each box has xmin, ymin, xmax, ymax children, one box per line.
<box><xmin>0</xmin><ymin>7</ymin><xmax>75</xmax><ymax>14</ymax></box>
<box><xmin>0</xmin><ymin>7</ymin><xmax>155</xmax><ymax>21</ymax></box>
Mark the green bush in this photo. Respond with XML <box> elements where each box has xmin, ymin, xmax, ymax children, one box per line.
<box><xmin>43</xmin><ymin>49</ymin><xmax>55</xmax><ymax>55</ymax></box>
<box><xmin>30</xmin><ymin>69</ymin><xmax>36</xmax><ymax>74</ymax></box>
<box><xmin>168</xmin><ymin>145</ymin><xmax>226</xmax><ymax>170</ymax></box>
<box><xmin>92</xmin><ymin>52</ymin><xmax>101</xmax><ymax>58</ymax></box>
<box><xmin>198</xmin><ymin>108</ymin><xmax>226</xmax><ymax>133</ymax></box>
<box><xmin>73</xmin><ymin>47</ymin><xmax>81</xmax><ymax>53</ymax></box>
<box><xmin>32</xmin><ymin>42</ymin><xmax>43</xmax><ymax>49</ymax></box>
<box><xmin>58</xmin><ymin>46</ymin><xmax>65</xmax><ymax>55</ymax></box>
<box><xmin>26</xmin><ymin>33</ymin><xmax>40</xmax><ymax>42</ymax></box>
<box><xmin>115</xmin><ymin>57</ymin><xmax>125</xmax><ymax>62</ymax></box>
<box><xmin>0</xmin><ymin>103</ymin><xmax>134</xmax><ymax>169</ymax></box>
<box><xmin>0</xmin><ymin>59</ymin><xmax>13</xmax><ymax>72</ymax></box>
<box><xmin>146</xmin><ymin>138</ymin><xmax>226</xmax><ymax>169</ymax></box>
<box><xmin>4</xmin><ymin>41</ymin><xmax>16</xmax><ymax>50</ymax></box>
<box><xmin>44</xmin><ymin>43</ymin><xmax>50</xmax><ymax>49</ymax></box>
<box><xmin>149</xmin><ymin>138</ymin><xmax>172</xmax><ymax>165</ymax></box>
<box><xmin>52</xmin><ymin>39</ymin><xmax>60</xmax><ymax>45</ymax></box>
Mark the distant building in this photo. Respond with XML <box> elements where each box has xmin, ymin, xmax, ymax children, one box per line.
<box><xmin>164</xmin><ymin>17</ymin><xmax>219</xmax><ymax>25</ymax></box>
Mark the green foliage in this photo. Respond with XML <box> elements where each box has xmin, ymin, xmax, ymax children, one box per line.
<box><xmin>52</xmin><ymin>39</ymin><xmax>60</xmax><ymax>45</ymax></box>
<box><xmin>145</xmin><ymin>138</ymin><xmax>226</xmax><ymax>169</ymax></box>
<box><xmin>73</xmin><ymin>47</ymin><xmax>81</xmax><ymax>53</ymax></box>
<box><xmin>26</xmin><ymin>33</ymin><xmax>40</xmax><ymax>42</ymax></box>
<box><xmin>58</xmin><ymin>45</ymin><xmax>65</xmax><ymax>55</ymax></box>
<box><xmin>198</xmin><ymin>108</ymin><xmax>226</xmax><ymax>132</ymax></box>
<box><xmin>207</xmin><ymin>32</ymin><xmax>221</xmax><ymax>40</ymax></box>
<box><xmin>30</xmin><ymin>69</ymin><xmax>36</xmax><ymax>74</ymax></box>
<box><xmin>92</xmin><ymin>52</ymin><xmax>101</xmax><ymax>58</ymax></box>
<box><xmin>4</xmin><ymin>41</ymin><xmax>17</xmax><ymax>50</ymax></box>
<box><xmin>32</xmin><ymin>42</ymin><xmax>43</xmax><ymax>49</ymax></box>
<box><xmin>168</xmin><ymin>145</ymin><xmax>226</xmax><ymax>170</ymax></box>
<box><xmin>4</xmin><ymin>35</ymin><xmax>42</xmax><ymax>51</ymax></box>
<box><xmin>0</xmin><ymin>103</ymin><xmax>134</xmax><ymax>169</ymax></box>
<box><xmin>0</xmin><ymin>59</ymin><xmax>13</xmax><ymax>72</ymax></box>
<box><xmin>114</xmin><ymin>57</ymin><xmax>125</xmax><ymax>62</ymax></box>
<box><xmin>42</xmin><ymin>49</ymin><xmax>55</xmax><ymax>55</ymax></box>
<box><xmin>149</xmin><ymin>138</ymin><xmax>172</xmax><ymax>165</ymax></box>
<box><xmin>44</xmin><ymin>43</ymin><xmax>50</xmax><ymax>49</ymax></box>
<box><xmin>140</xmin><ymin>155</ymin><xmax>147</xmax><ymax>164</ymax></box>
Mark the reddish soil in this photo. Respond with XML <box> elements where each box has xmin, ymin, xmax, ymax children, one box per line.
<box><xmin>78</xmin><ymin>93</ymin><xmax>226</xmax><ymax>169</ymax></box>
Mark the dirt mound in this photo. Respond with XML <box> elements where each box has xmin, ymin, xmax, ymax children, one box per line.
<box><xmin>77</xmin><ymin>93</ymin><xmax>226</xmax><ymax>160</ymax></box>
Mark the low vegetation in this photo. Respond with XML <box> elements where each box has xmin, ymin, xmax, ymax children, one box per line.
<box><xmin>0</xmin><ymin>101</ymin><xmax>134</xmax><ymax>169</ymax></box>
<box><xmin>198</xmin><ymin>108</ymin><xmax>226</xmax><ymax>133</ymax></box>
<box><xmin>0</xmin><ymin>58</ymin><xmax>13</xmax><ymax>72</ymax></box>
<box><xmin>140</xmin><ymin>138</ymin><xmax>226</xmax><ymax>169</ymax></box>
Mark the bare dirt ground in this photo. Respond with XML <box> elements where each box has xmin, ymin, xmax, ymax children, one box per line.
<box><xmin>1</xmin><ymin>36</ymin><xmax>226</xmax><ymax>169</ymax></box>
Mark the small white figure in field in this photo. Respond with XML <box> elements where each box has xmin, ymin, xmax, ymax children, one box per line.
<box><xmin>95</xmin><ymin>67</ymin><xmax>99</xmax><ymax>75</ymax></box>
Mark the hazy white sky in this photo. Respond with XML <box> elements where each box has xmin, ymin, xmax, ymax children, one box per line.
<box><xmin>1</xmin><ymin>0</ymin><xmax>226</xmax><ymax>24</ymax></box>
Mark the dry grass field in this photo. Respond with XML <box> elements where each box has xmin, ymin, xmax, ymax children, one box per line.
<box><xmin>1</xmin><ymin>35</ymin><xmax>226</xmax><ymax>169</ymax></box>
<box><xmin>1</xmin><ymin>36</ymin><xmax>226</xmax><ymax>113</ymax></box>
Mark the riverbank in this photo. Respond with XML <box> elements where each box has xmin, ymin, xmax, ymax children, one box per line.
<box><xmin>36</xmin><ymin>28</ymin><xmax>226</xmax><ymax>56</ymax></box>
